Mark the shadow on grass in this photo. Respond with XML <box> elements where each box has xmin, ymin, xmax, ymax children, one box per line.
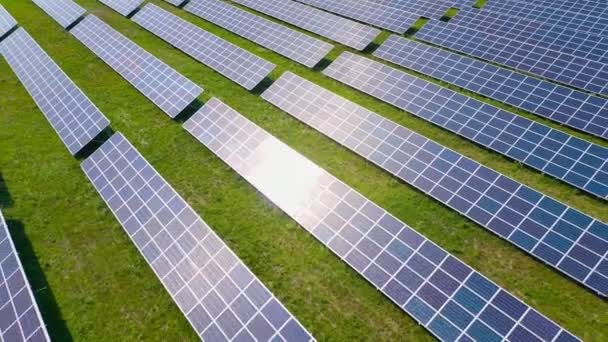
<box><xmin>0</xmin><ymin>173</ymin><xmax>13</xmax><ymax>208</ymax></box>
<box><xmin>174</xmin><ymin>98</ymin><xmax>205</xmax><ymax>123</ymax></box>
<box><xmin>249</xmin><ymin>76</ymin><xmax>275</xmax><ymax>96</ymax></box>
<box><xmin>7</xmin><ymin>220</ymin><xmax>74</xmax><ymax>341</ymax></box>
<box><xmin>362</xmin><ymin>42</ymin><xmax>380</xmax><ymax>55</ymax></box>
<box><xmin>75</xmin><ymin>127</ymin><xmax>116</xmax><ymax>161</ymax></box>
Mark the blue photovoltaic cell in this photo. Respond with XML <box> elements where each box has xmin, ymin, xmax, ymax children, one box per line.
<box><xmin>479</xmin><ymin>1</ymin><xmax>608</xmax><ymax>37</ymax></box>
<box><xmin>184</xmin><ymin>0</ymin><xmax>333</xmax><ymax>68</ymax></box>
<box><xmin>71</xmin><ymin>15</ymin><xmax>203</xmax><ymax>118</ymax></box>
<box><xmin>31</xmin><ymin>0</ymin><xmax>85</xmax><ymax>28</ymax></box>
<box><xmin>99</xmin><ymin>0</ymin><xmax>144</xmax><ymax>17</ymax></box>
<box><xmin>184</xmin><ymin>97</ymin><xmax>583</xmax><ymax>341</ymax></box>
<box><xmin>0</xmin><ymin>28</ymin><xmax>111</xmax><ymax>155</ymax></box>
<box><xmin>515</xmin><ymin>0</ymin><xmax>608</xmax><ymax>17</ymax></box>
<box><xmin>131</xmin><ymin>4</ymin><xmax>275</xmax><ymax>90</ymax></box>
<box><xmin>296</xmin><ymin>0</ymin><xmax>420</xmax><ymax>34</ymax></box>
<box><xmin>81</xmin><ymin>133</ymin><xmax>314</xmax><ymax>342</ymax></box>
<box><xmin>415</xmin><ymin>20</ymin><xmax>608</xmax><ymax>96</ymax></box>
<box><xmin>346</xmin><ymin>0</ymin><xmax>452</xmax><ymax>20</ymax></box>
<box><xmin>262</xmin><ymin>72</ymin><xmax>608</xmax><ymax>297</ymax></box>
<box><xmin>231</xmin><ymin>0</ymin><xmax>380</xmax><ymax>51</ymax></box>
<box><xmin>0</xmin><ymin>4</ymin><xmax>17</xmax><ymax>38</ymax></box>
<box><xmin>374</xmin><ymin>35</ymin><xmax>608</xmax><ymax>140</ymax></box>
<box><xmin>449</xmin><ymin>9</ymin><xmax>608</xmax><ymax>64</ymax></box>
<box><xmin>0</xmin><ymin>210</ymin><xmax>50</xmax><ymax>342</ymax></box>
<box><xmin>323</xmin><ymin>52</ymin><xmax>608</xmax><ymax>201</ymax></box>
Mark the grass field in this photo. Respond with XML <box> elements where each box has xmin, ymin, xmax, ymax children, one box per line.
<box><xmin>0</xmin><ymin>0</ymin><xmax>606</xmax><ymax>340</ymax></box>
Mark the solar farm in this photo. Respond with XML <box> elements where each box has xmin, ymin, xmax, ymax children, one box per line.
<box><xmin>0</xmin><ymin>0</ymin><xmax>606</xmax><ymax>341</ymax></box>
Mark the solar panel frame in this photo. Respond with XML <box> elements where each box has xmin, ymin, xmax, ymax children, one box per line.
<box><xmin>262</xmin><ymin>71</ymin><xmax>608</xmax><ymax>297</ymax></box>
<box><xmin>415</xmin><ymin>20</ymin><xmax>608</xmax><ymax>96</ymax></box>
<box><xmin>184</xmin><ymin>97</ymin><xmax>584</xmax><ymax>341</ymax></box>
<box><xmin>231</xmin><ymin>0</ymin><xmax>380</xmax><ymax>51</ymax></box>
<box><xmin>31</xmin><ymin>0</ymin><xmax>85</xmax><ymax>29</ymax></box>
<box><xmin>131</xmin><ymin>4</ymin><xmax>275</xmax><ymax>91</ymax></box>
<box><xmin>99</xmin><ymin>0</ymin><xmax>144</xmax><ymax>17</ymax></box>
<box><xmin>0</xmin><ymin>210</ymin><xmax>51</xmax><ymax>342</ymax></box>
<box><xmin>0</xmin><ymin>4</ymin><xmax>17</xmax><ymax>38</ymax></box>
<box><xmin>478</xmin><ymin>1</ymin><xmax>608</xmax><ymax>37</ymax></box>
<box><xmin>449</xmin><ymin>9</ymin><xmax>608</xmax><ymax>64</ymax></box>
<box><xmin>323</xmin><ymin>52</ymin><xmax>608</xmax><ymax>200</ymax></box>
<box><xmin>374</xmin><ymin>35</ymin><xmax>608</xmax><ymax>140</ymax></box>
<box><xmin>71</xmin><ymin>15</ymin><xmax>203</xmax><ymax>119</ymax></box>
<box><xmin>295</xmin><ymin>0</ymin><xmax>420</xmax><ymax>34</ymax></box>
<box><xmin>184</xmin><ymin>0</ymin><xmax>333</xmax><ymax>68</ymax></box>
<box><xmin>81</xmin><ymin>133</ymin><xmax>314</xmax><ymax>342</ymax></box>
<box><xmin>0</xmin><ymin>28</ymin><xmax>111</xmax><ymax>155</ymax></box>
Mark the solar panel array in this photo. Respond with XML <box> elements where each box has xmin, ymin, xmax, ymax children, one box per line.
<box><xmin>0</xmin><ymin>4</ymin><xmax>17</xmax><ymax>38</ymax></box>
<box><xmin>323</xmin><ymin>53</ymin><xmax>608</xmax><ymax>200</ymax></box>
<box><xmin>31</xmin><ymin>0</ymin><xmax>85</xmax><ymax>28</ymax></box>
<box><xmin>262</xmin><ymin>72</ymin><xmax>608</xmax><ymax>297</ymax></box>
<box><xmin>479</xmin><ymin>1</ymin><xmax>608</xmax><ymax>37</ymax></box>
<box><xmin>374</xmin><ymin>35</ymin><xmax>608</xmax><ymax>140</ymax></box>
<box><xmin>184</xmin><ymin>98</ymin><xmax>583</xmax><ymax>341</ymax></box>
<box><xmin>71</xmin><ymin>15</ymin><xmax>203</xmax><ymax>119</ymax></box>
<box><xmin>184</xmin><ymin>0</ymin><xmax>333</xmax><ymax>68</ymax></box>
<box><xmin>82</xmin><ymin>133</ymin><xmax>314</xmax><ymax>342</ymax></box>
<box><xmin>0</xmin><ymin>210</ymin><xmax>50</xmax><ymax>342</ymax></box>
<box><xmin>517</xmin><ymin>0</ymin><xmax>608</xmax><ymax>17</ymax></box>
<box><xmin>338</xmin><ymin>0</ymin><xmax>451</xmax><ymax>20</ymax></box>
<box><xmin>296</xmin><ymin>0</ymin><xmax>420</xmax><ymax>34</ymax></box>
<box><xmin>231</xmin><ymin>0</ymin><xmax>380</xmax><ymax>51</ymax></box>
<box><xmin>0</xmin><ymin>28</ymin><xmax>111</xmax><ymax>155</ymax></box>
<box><xmin>415</xmin><ymin>21</ymin><xmax>608</xmax><ymax>96</ymax></box>
<box><xmin>131</xmin><ymin>4</ymin><xmax>275</xmax><ymax>91</ymax></box>
<box><xmin>449</xmin><ymin>9</ymin><xmax>608</xmax><ymax>64</ymax></box>
<box><xmin>99</xmin><ymin>0</ymin><xmax>144</xmax><ymax>17</ymax></box>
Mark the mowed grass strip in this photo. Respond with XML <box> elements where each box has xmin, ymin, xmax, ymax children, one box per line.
<box><xmin>0</xmin><ymin>0</ymin><xmax>605</xmax><ymax>340</ymax></box>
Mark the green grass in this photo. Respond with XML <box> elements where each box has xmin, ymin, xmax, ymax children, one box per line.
<box><xmin>0</xmin><ymin>0</ymin><xmax>606</xmax><ymax>340</ymax></box>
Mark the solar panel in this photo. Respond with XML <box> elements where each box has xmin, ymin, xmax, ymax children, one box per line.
<box><xmin>296</xmin><ymin>0</ymin><xmax>420</xmax><ymax>34</ymax></box>
<box><xmin>99</xmin><ymin>0</ymin><xmax>144</xmax><ymax>17</ymax></box>
<box><xmin>0</xmin><ymin>4</ymin><xmax>17</xmax><ymax>38</ymax></box>
<box><xmin>231</xmin><ymin>0</ymin><xmax>380</xmax><ymax>51</ymax></box>
<box><xmin>0</xmin><ymin>210</ymin><xmax>51</xmax><ymax>342</ymax></box>
<box><xmin>324</xmin><ymin>52</ymin><xmax>608</xmax><ymax>200</ymax></box>
<box><xmin>449</xmin><ymin>9</ymin><xmax>608</xmax><ymax>64</ymax></box>
<box><xmin>517</xmin><ymin>0</ymin><xmax>608</xmax><ymax>17</ymax></box>
<box><xmin>31</xmin><ymin>0</ymin><xmax>85</xmax><ymax>29</ymax></box>
<box><xmin>0</xmin><ymin>28</ymin><xmax>111</xmax><ymax>155</ymax></box>
<box><xmin>131</xmin><ymin>4</ymin><xmax>275</xmax><ymax>91</ymax></box>
<box><xmin>337</xmin><ymin>0</ymin><xmax>451</xmax><ymax>20</ymax></box>
<box><xmin>81</xmin><ymin>133</ymin><xmax>314</xmax><ymax>342</ymax></box>
<box><xmin>184</xmin><ymin>98</ymin><xmax>584</xmax><ymax>341</ymax></box>
<box><xmin>415</xmin><ymin>20</ymin><xmax>608</xmax><ymax>96</ymax></box>
<box><xmin>374</xmin><ymin>35</ymin><xmax>608</xmax><ymax>140</ymax></box>
<box><xmin>71</xmin><ymin>15</ymin><xmax>203</xmax><ymax>119</ymax></box>
<box><xmin>478</xmin><ymin>1</ymin><xmax>608</xmax><ymax>37</ymax></box>
<box><xmin>184</xmin><ymin>0</ymin><xmax>333</xmax><ymax>68</ymax></box>
<box><xmin>262</xmin><ymin>72</ymin><xmax>608</xmax><ymax>297</ymax></box>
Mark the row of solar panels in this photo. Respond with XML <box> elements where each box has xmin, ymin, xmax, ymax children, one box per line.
<box><xmin>0</xmin><ymin>0</ymin><xmax>605</xmax><ymax>341</ymax></box>
<box><xmin>121</xmin><ymin>0</ymin><xmax>608</xmax><ymax>201</ymax></box>
<box><xmin>0</xmin><ymin>18</ymin><xmax>584</xmax><ymax>339</ymax></box>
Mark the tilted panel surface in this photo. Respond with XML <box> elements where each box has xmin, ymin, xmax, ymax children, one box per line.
<box><xmin>82</xmin><ymin>133</ymin><xmax>314</xmax><ymax>342</ymax></box>
<box><xmin>184</xmin><ymin>97</ymin><xmax>584</xmax><ymax>341</ymax></box>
